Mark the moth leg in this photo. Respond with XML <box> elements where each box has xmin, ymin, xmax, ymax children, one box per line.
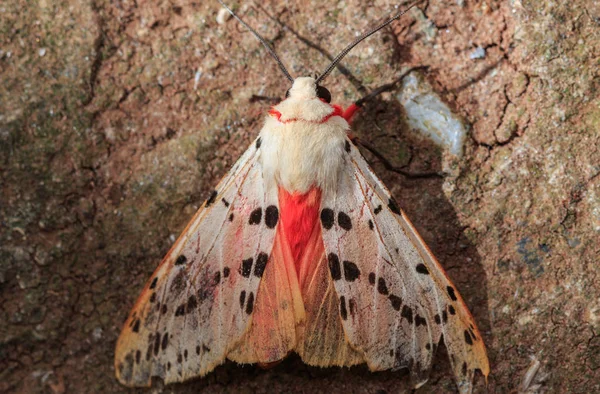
<box><xmin>354</xmin><ymin>138</ymin><xmax>443</xmax><ymax>179</ymax></box>
<box><xmin>249</xmin><ymin>95</ymin><xmax>281</xmax><ymax>104</ymax></box>
<box><xmin>354</xmin><ymin>66</ymin><xmax>427</xmax><ymax>107</ymax></box>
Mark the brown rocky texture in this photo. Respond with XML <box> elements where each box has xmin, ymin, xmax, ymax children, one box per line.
<box><xmin>1</xmin><ymin>0</ymin><xmax>599</xmax><ymax>393</ymax></box>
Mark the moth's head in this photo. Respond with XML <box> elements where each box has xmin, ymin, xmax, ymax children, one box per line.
<box><xmin>285</xmin><ymin>77</ymin><xmax>332</xmax><ymax>103</ymax></box>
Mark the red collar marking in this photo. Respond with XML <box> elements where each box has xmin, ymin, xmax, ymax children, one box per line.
<box><xmin>268</xmin><ymin>104</ymin><xmax>347</xmax><ymax>124</ymax></box>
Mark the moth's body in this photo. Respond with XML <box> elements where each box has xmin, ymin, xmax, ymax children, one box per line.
<box><xmin>260</xmin><ymin>77</ymin><xmax>348</xmax><ymax>195</ymax></box>
<box><xmin>115</xmin><ymin>76</ymin><xmax>489</xmax><ymax>393</ymax></box>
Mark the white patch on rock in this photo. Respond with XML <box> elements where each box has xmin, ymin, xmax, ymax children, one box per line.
<box><xmin>469</xmin><ymin>46</ymin><xmax>486</xmax><ymax>59</ymax></box>
<box><xmin>397</xmin><ymin>71</ymin><xmax>467</xmax><ymax>156</ymax></box>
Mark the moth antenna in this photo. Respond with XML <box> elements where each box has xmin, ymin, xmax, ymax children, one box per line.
<box><xmin>316</xmin><ymin>2</ymin><xmax>420</xmax><ymax>85</ymax></box>
<box><xmin>217</xmin><ymin>0</ymin><xmax>294</xmax><ymax>83</ymax></box>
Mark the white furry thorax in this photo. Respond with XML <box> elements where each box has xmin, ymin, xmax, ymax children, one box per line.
<box><xmin>258</xmin><ymin>77</ymin><xmax>349</xmax><ymax>195</ymax></box>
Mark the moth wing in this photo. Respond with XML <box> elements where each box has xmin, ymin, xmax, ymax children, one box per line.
<box><xmin>115</xmin><ymin>138</ymin><xmax>282</xmax><ymax>386</ymax></box>
<box><xmin>293</xmin><ymin>211</ymin><xmax>364</xmax><ymax>367</ymax></box>
<box><xmin>226</xmin><ymin>220</ymin><xmax>304</xmax><ymax>364</ymax></box>
<box><xmin>319</xmin><ymin>138</ymin><xmax>489</xmax><ymax>393</ymax></box>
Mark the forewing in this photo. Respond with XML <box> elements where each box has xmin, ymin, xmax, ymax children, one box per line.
<box><xmin>319</xmin><ymin>138</ymin><xmax>489</xmax><ymax>393</ymax></box>
<box><xmin>115</xmin><ymin>138</ymin><xmax>280</xmax><ymax>386</ymax></box>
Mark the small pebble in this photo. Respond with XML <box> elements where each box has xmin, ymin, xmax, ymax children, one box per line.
<box><xmin>469</xmin><ymin>46</ymin><xmax>486</xmax><ymax>60</ymax></box>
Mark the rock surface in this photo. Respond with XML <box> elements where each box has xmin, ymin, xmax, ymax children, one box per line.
<box><xmin>1</xmin><ymin>0</ymin><xmax>599</xmax><ymax>393</ymax></box>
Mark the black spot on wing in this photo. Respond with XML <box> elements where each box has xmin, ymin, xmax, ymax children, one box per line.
<box><xmin>246</xmin><ymin>292</ymin><xmax>255</xmax><ymax>314</ymax></box>
<box><xmin>256</xmin><ymin>137</ymin><xmax>262</xmax><ymax>149</ymax></box>
<box><xmin>175</xmin><ymin>254</ymin><xmax>187</xmax><ymax>266</ymax></box>
<box><xmin>320</xmin><ymin>208</ymin><xmax>334</xmax><ymax>230</ymax></box>
<box><xmin>401</xmin><ymin>305</ymin><xmax>413</xmax><ymax>324</ymax></box>
<box><xmin>339</xmin><ymin>296</ymin><xmax>348</xmax><ymax>320</ymax></box>
<box><xmin>198</xmin><ymin>286</ymin><xmax>210</xmax><ymax>302</ymax></box>
<box><xmin>416</xmin><ymin>263</ymin><xmax>429</xmax><ymax>275</ymax></box>
<box><xmin>161</xmin><ymin>332</ymin><xmax>169</xmax><ymax>350</ymax></box>
<box><xmin>249</xmin><ymin>208</ymin><xmax>262</xmax><ymax>225</ymax></box>
<box><xmin>239</xmin><ymin>290</ymin><xmax>246</xmax><ymax>309</ymax></box>
<box><xmin>221</xmin><ymin>198</ymin><xmax>230</xmax><ymax>207</ymax></box>
<box><xmin>377</xmin><ymin>277</ymin><xmax>389</xmax><ymax>295</ymax></box>
<box><xmin>338</xmin><ymin>211</ymin><xmax>352</xmax><ymax>231</ymax></box>
<box><xmin>206</xmin><ymin>190</ymin><xmax>218</xmax><ymax>207</ymax></box>
<box><xmin>175</xmin><ymin>304</ymin><xmax>185</xmax><ymax>317</ymax></box>
<box><xmin>348</xmin><ymin>298</ymin><xmax>357</xmax><ymax>317</ymax></box>
<box><xmin>213</xmin><ymin>271</ymin><xmax>221</xmax><ymax>285</ymax></box>
<box><xmin>149</xmin><ymin>292</ymin><xmax>156</xmax><ymax>302</ymax></box>
<box><xmin>149</xmin><ymin>277</ymin><xmax>158</xmax><ymax>289</ymax></box>
<box><xmin>186</xmin><ymin>295</ymin><xmax>198</xmax><ymax>313</ymax></box>
<box><xmin>223</xmin><ymin>267</ymin><xmax>230</xmax><ymax>278</ymax></box>
<box><xmin>415</xmin><ymin>315</ymin><xmax>427</xmax><ymax>327</ymax></box>
<box><xmin>170</xmin><ymin>270</ymin><xmax>186</xmax><ymax>296</ymax></box>
<box><xmin>448</xmin><ymin>305</ymin><xmax>456</xmax><ymax>315</ymax></box>
<box><xmin>153</xmin><ymin>332</ymin><xmax>160</xmax><ymax>356</ymax></box>
<box><xmin>447</xmin><ymin>286</ymin><xmax>458</xmax><ymax>301</ymax></box>
<box><xmin>343</xmin><ymin>260</ymin><xmax>360</xmax><ymax>281</ymax></box>
<box><xmin>229</xmin><ymin>213</ymin><xmax>234</xmax><ymax>222</ymax></box>
<box><xmin>368</xmin><ymin>219</ymin><xmax>374</xmax><ymax>230</ymax></box>
<box><xmin>388</xmin><ymin>197</ymin><xmax>401</xmax><ymax>215</ymax></box>
<box><xmin>464</xmin><ymin>330</ymin><xmax>474</xmax><ymax>345</ymax></box>
<box><xmin>265</xmin><ymin>205</ymin><xmax>279</xmax><ymax>228</ymax></box>
<box><xmin>132</xmin><ymin>319</ymin><xmax>140</xmax><ymax>333</ymax></box>
<box><xmin>389</xmin><ymin>294</ymin><xmax>402</xmax><ymax>311</ymax></box>
<box><xmin>374</xmin><ymin>205</ymin><xmax>382</xmax><ymax>215</ymax></box>
<box><xmin>345</xmin><ymin>139</ymin><xmax>351</xmax><ymax>153</ymax></box>
<box><xmin>145</xmin><ymin>343</ymin><xmax>152</xmax><ymax>361</ymax></box>
<box><xmin>368</xmin><ymin>272</ymin><xmax>376</xmax><ymax>285</ymax></box>
<box><xmin>254</xmin><ymin>252</ymin><xmax>268</xmax><ymax>277</ymax></box>
<box><xmin>240</xmin><ymin>258</ymin><xmax>253</xmax><ymax>278</ymax></box>
<box><xmin>328</xmin><ymin>253</ymin><xmax>342</xmax><ymax>280</ymax></box>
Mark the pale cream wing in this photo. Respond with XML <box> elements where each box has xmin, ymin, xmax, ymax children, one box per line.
<box><xmin>115</xmin><ymin>137</ymin><xmax>281</xmax><ymax>386</ymax></box>
<box><xmin>319</xmin><ymin>138</ymin><xmax>489</xmax><ymax>393</ymax></box>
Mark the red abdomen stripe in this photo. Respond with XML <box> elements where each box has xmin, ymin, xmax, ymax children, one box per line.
<box><xmin>278</xmin><ymin>187</ymin><xmax>322</xmax><ymax>275</ymax></box>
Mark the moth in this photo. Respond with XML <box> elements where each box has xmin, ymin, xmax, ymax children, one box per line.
<box><xmin>115</xmin><ymin>2</ymin><xmax>490</xmax><ymax>393</ymax></box>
